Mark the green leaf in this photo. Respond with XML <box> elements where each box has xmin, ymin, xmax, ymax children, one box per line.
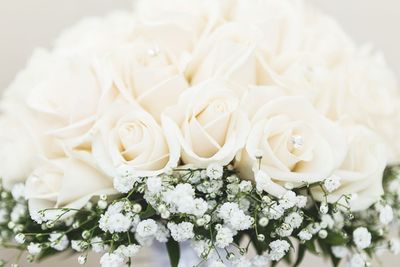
<box><xmin>305</xmin><ymin>240</ymin><xmax>318</xmax><ymax>255</ymax></box>
<box><xmin>324</xmin><ymin>232</ymin><xmax>348</xmax><ymax>246</ymax></box>
<box><xmin>141</xmin><ymin>205</ymin><xmax>156</xmax><ymax>219</ymax></box>
<box><xmin>166</xmin><ymin>239</ymin><xmax>180</xmax><ymax>267</ymax></box>
<box><xmin>293</xmin><ymin>243</ymin><xmax>306</xmax><ymax>267</ymax></box>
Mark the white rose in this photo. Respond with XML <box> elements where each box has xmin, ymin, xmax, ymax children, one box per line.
<box><xmin>25</xmin><ymin>158</ymin><xmax>114</xmax><ymax>220</ymax></box>
<box><xmin>0</xmin><ymin>111</ymin><xmax>38</xmax><ymax>189</ymax></box>
<box><xmin>53</xmin><ymin>12</ymin><xmax>135</xmax><ymax>56</ymax></box>
<box><xmin>25</xmin><ymin>55</ymin><xmax>115</xmax><ymax>157</ymax></box>
<box><xmin>334</xmin><ymin>49</ymin><xmax>400</xmax><ymax>163</ymax></box>
<box><xmin>162</xmin><ymin>79</ymin><xmax>250</xmax><ymax>167</ymax></box>
<box><xmin>91</xmin><ymin>98</ymin><xmax>179</xmax><ymax>178</ymax></box>
<box><xmin>105</xmin><ymin>35</ymin><xmax>189</xmax><ymax>121</ymax></box>
<box><xmin>313</xmin><ymin>126</ymin><xmax>387</xmax><ymax>211</ymax></box>
<box><xmin>236</xmin><ymin>96</ymin><xmax>347</xmax><ymax>197</ymax></box>
<box><xmin>187</xmin><ymin>22</ymin><xmax>266</xmax><ymax>87</ymax></box>
<box><xmin>136</xmin><ymin>0</ymin><xmax>224</xmax><ymax>38</ymax></box>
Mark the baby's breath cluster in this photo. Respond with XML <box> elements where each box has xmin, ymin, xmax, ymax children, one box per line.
<box><xmin>1</xmin><ymin>166</ymin><xmax>400</xmax><ymax>267</ymax></box>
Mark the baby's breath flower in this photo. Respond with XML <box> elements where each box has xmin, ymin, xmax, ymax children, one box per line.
<box><xmin>284</xmin><ymin>212</ymin><xmax>303</xmax><ymax>229</ymax></box>
<box><xmin>91</xmin><ymin>237</ymin><xmax>108</xmax><ymax>253</ymax></box>
<box><xmin>298</xmin><ymin>229</ymin><xmax>313</xmax><ymax>241</ymax></box>
<box><xmin>71</xmin><ymin>240</ymin><xmax>87</xmax><ymax>252</ymax></box>
<box><xmin>331</xmin><ymin>246</ymin><xmax>349</xmax><ymax>258</ymax></box>
<box><xmin>100</xmin><ymin>253</ymin><xmax>124</xmax><ymax>267</ymax></box>
<box><xmin>146</xmin><ymin>176</ymin><xmax>162</xmax><ymax>194</ymax></box>
<box><xmin>136</xmin><ymin>219</ymin><xmax>158</xmax><ymax>238</ymax></box>
<box><xmin>115</xmin><ymin>244</ymin><xmax>141</xmax><ymax>258</ymax></box>
<box><xmin>323</xmin><ymin>175</ymin><xmax>341</xmax><ymax>192</ymax></box>
<box><xmin>206</xmin><ymin>164</ymin><xmax>223</xmax><ymax>180</ymax></box>
<box><xmin>268</xmin><ymin>240</ymin><xmax>290</xmax><ymax>261</ymax></box>
<box><xmin>49</xmin><ymin>233</ymin><xmax>69</xmax><ymax>251</ymax></box>
<box><xmin>215</xmin><ymin>227</ymin><xmax>234</xmax><ymax>248</ymax></box>
<box><xmin>379</xmin><ymin>205</ymin><xmax>394</xmax><ymax>225</ymax></box>
<box><xmin>27</xmin><ymin>243</ymin><xmax>41</xmax><ymax>256</ymax></box>
<box><xmin>348</xmin><ymin>253</ymin><xmax>368</xmax><ymax>267</ymax></box>
<box><xmin>11</xmin><ymin>184</ymin><xmax>25</xmax><ymax>201</ymax></box>
<box><xmin>15</xmin><ymin>233</ymin><xmax>25</xmax><ymax>244</ymax></box>
<box><xmin>353</xmin><ymin>227</ymin><xmax>372</xmax><ymax>250</ymax></box>
<box><xmin>167</xmin><ymin>222</ymin><xmax>194</xmax><ymax>242</ymax></box>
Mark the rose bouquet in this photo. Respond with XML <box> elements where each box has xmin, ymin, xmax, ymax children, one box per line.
<box><xmin>1</xmin><ymin>0</ymin><xmax>400</xmax><ymax>266</ymax></box>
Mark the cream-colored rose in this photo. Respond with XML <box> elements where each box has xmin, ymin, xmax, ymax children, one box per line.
<box><xmin>0</xmin><ymin>111</ymin><xmax>38</xmax><ymax>190</ymax></box>
<box><xmin>136</xmin><ymin>0</ymin><xmax>224</xmax><ymax>38</ymax></box>
<box><xmin>162</xmin><ymin>79</ymin><xmax>250</xmax><ymax>167</ymax></box>
<box><xmin>312</xmin><ymin>126</ymin><xmax>387</xmax><ymax>211</ymax></box>
<box><xmin>236</xmin><ymin>96</ymin><xmax>347</xmax><ymax>197</ymax></box>
<box><xmin>333</xmin><ymin>49</ymin><xmax>400</xmax><ymax>163</ymax></box>
<box><xmin>25</xmin><ymin>55</ymin><xmax>116</xmax><ymax>157</ymax></box>
<box><xmin>91</xmin><ymin>98</ymin><xmax>179</xmax><ymax>178</ymax></box>
<box><xmin>25</xmin><ymin>158</ymin><xmax>114</xmax><ymax>220</ymax></box>
<box><xmin>105</xmin><ymin>34</ymin><xmax>189</xmax><ymax>121</ymax></box>
<box><xmin>186</xmin><ymin>22</ymin><xmax>266</xmax><ymax>87</ymax></box>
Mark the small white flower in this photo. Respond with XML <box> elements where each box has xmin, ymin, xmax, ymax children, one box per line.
<box><xmin>15</xmin><ymin>233</ymin><xmax>26</xmax><ymax>244</ymax></box>
<box><xmin>284</xmin><ymin>212</ymin><xmax>303</xmax><ymax>229</ymax></box>
<box><xmin>113</xmin><ymin>175</ymin><xmax>136</xmax><ymax>194</ymax></box>
<box><xmin>267</xmin><ymin>203</ymin><xmax>285</xmax><ymax>220</ymax></box>
<box><xmin>27</xmin><ymin>242</ymin><xmax>41</xmax><ymax>255</ymax></box>
<box><xmin>155</xmin><ymin>223</ymin><xmax>170</xmax><ymax>243</ymax></box>
<box><xmin>320</xmin><ymin>214</ymin><xmax>335</xmax><ymax>229</ymax></box>
<box><xmin>100</xmin><ymin>252</ymin><xmax>125</xmax><ymax>267</ymax></box>
<box><xmin>379</xmin><ymin>205</ymin><xmax>394</xmax><ymax>225</ymax></box>
<box><xmin>11</xmin><ymin>203</ymin><xmax>27</xmax><ymax>222</ymax></box>
<box><xmin>306</xmin><ymin>223</ymin><xmax>321</xmax><ymax>235</ymax></box>
<box><xmin>353</xmin><ymin>227</ymin><xmax>372</xmax><ymax>250</ymax></box>
<box><xmin>78</xmin><ymin>255</ymin><xmax>87</xmax><ymax>265</ymax></box>
<box><xmin>167</xmin><ymin>222</ymin><xmax>195</xmax><ymax>242</ymax></box>
<box><xmin>219</xmin><ymin>203</ymin><xmax>240</xmax><ymax>220</ymax></box>
<box><xmin>239</xmin><ymin>181</ymin><xmax>252</xmax><ymax>193</ymax></box>
<box><xmin>215</xmin><ymin>227</ymin><xmax>234</xmax><ymax>248</ymax></box>
<box><xmin>296</xmin><ymin>196</ymin><xmax>308</xmax><ymax>208</ymax></box>
<box><xmin>348</xmin><ymin>253</ymin><xmax>367</xmax><ymax>267</ymax></box>
<box><xmin>191</xmin><ymin>198</ymin><xmax>208</xmax><ymax>217</ymax></box>
<box><xmin>72</xmin><ymin>240</ymin><xmax>87</xmax><ymax>252</ymax></box>
<box><xmin>276</xmin><ymin>223</ymin><xmax>293</xmax><ymax>237</ymax></box>
<box><xmin>91</xmin><ymin>237</ymin><xmax>108</xmax><ymax>253</ymax></box>
<box><xmin>115</xmin><ymin>244</ymin><xmax>141</xmax><ymax>258</ymax></box>
<box><xmin>136</xmin><ymin>219</ymin><xmax>158</xmax><ymax>238</ymax></box>
<box><xmin>268</xmin><ymin>240</ymin><xmax>290</xmax><ymax>261</ymax></box>
<box><xmin>390</xmin><ymin>239</ymin><xmax>400</xmax><ymax>255</ymax></box>
<box><xmin>49</xmin><ymin>233</ymin><xmax>69</xmax><ymax>251</ymax></box>
<box><xmin>332</xmin><ymin>246</ymin><xmax>349</xmax><ymax>258</ymax></box>
<box><xmin>191</xmin><ymin>239</ymin><xmax>214</xmax><ymax>260</ymax></box>
<box><xmin>206</xmin><ymin>164</ymin><xmax>223</xmax><ymax>180</ymax></box>
<box><xmin>323</xmin><ymin>175</ymin><xmax>341</xmax><ymax>192</ymax></box>
<box><xmin>298</xmin><ymin>229</ymin><xmax>312</xmax><ymax>241</ymax></box>
<box><xmin>134</xmin><ymin>233</ymin><xmax>154</xmax><ymax>247</ymax></box>
<box><xmin>11</xmin><ymin>183</ymin><xmax>25</xmax><ymax>200</ymax></box>
<box><xmin>99</xmin><ymin>212</ymin><xmax>131</xmax><ymax>234</ymax></box>
<box><xmin>319</xmin><ymin>202</ymin><xmax>329</xmax><ymax>214</ymax></box>
<box><xmin>279</xmin><ymin>191</ymin><xmax>298</xmax><ymax>209</ymax></box>
<box><xmin>146</xmin><ymin>176</ymin><xmax>163</xmax><ymax>194</ymax></box>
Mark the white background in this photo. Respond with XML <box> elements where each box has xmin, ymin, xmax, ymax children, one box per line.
<box><xmin>0</xmin><ymin>0</ymin><xmax>399</xmax><ymax>266</ymax></box>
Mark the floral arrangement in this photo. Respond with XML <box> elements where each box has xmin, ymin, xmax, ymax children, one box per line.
<box><xmin>1</xmin><ymin>0</ymin><xmax>400</xmax><ymax>266</ymax></box>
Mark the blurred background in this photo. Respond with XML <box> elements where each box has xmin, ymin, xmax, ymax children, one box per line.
<box><xmin>0</xmin><ymin>0</ymin><xmax>399</xmax><ymax>266</ymax></box>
